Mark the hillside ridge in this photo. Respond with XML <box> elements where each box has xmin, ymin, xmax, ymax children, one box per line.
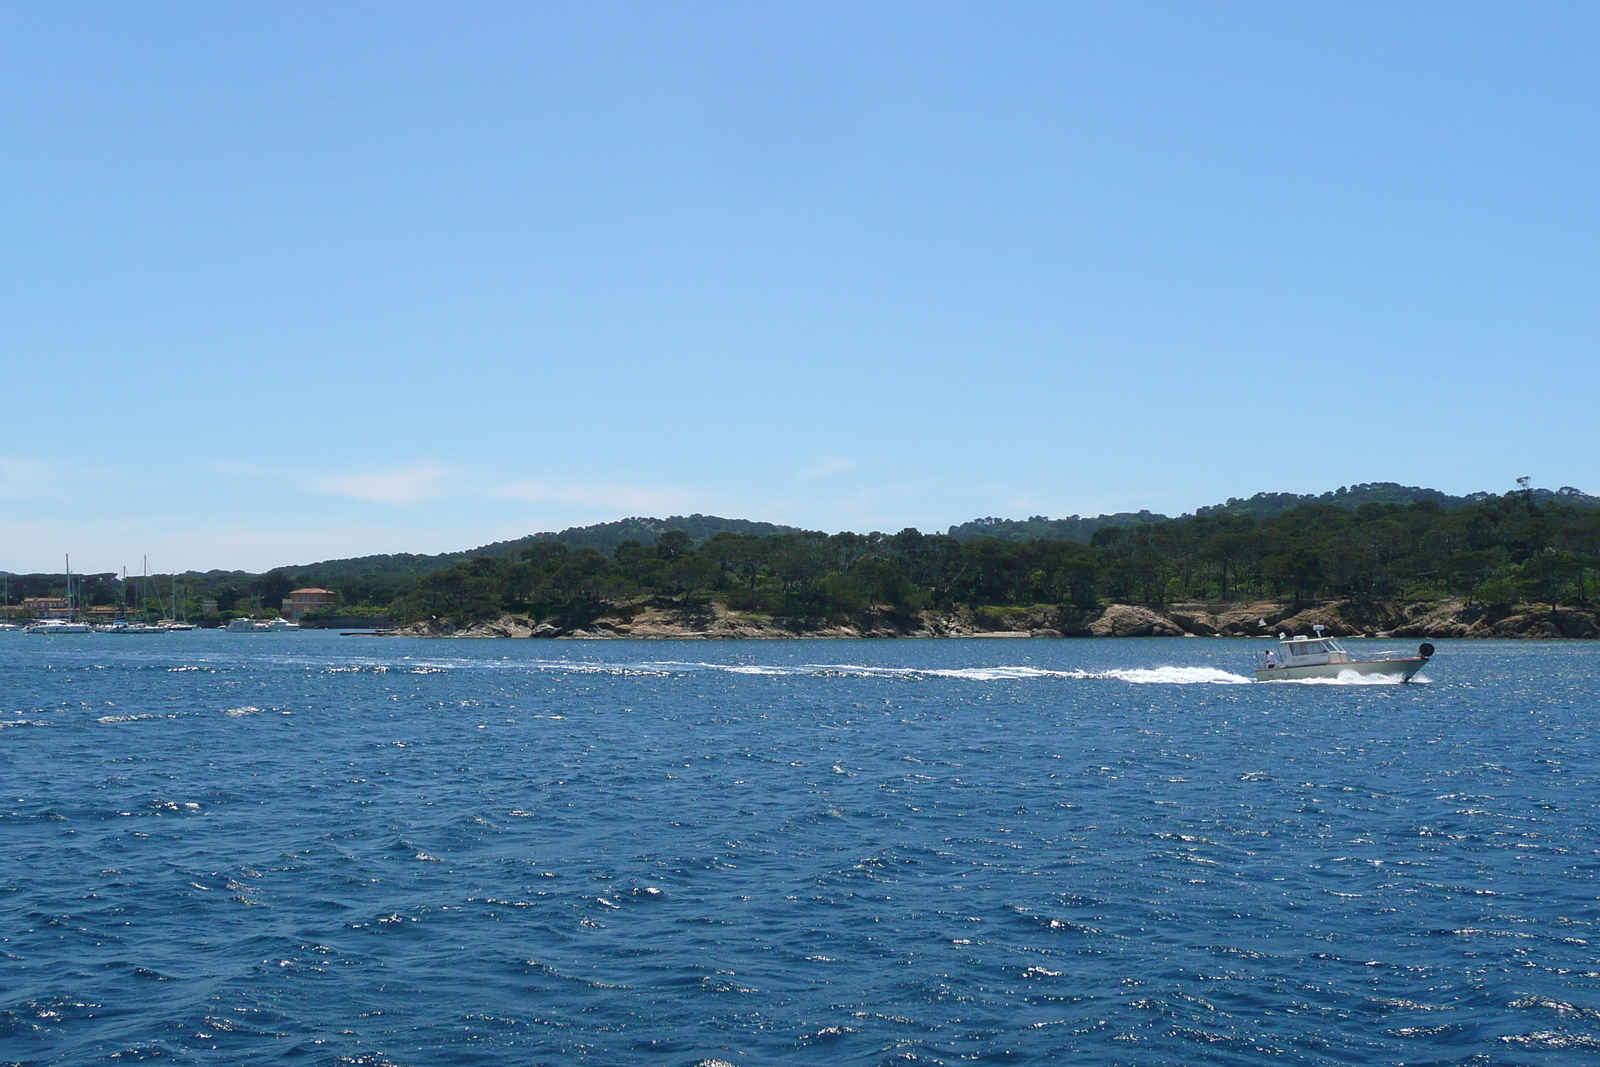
<box><xmin>945</xmin><ymin>482</ymin><xmax>1600</xmax><ymax>543</ymax></box>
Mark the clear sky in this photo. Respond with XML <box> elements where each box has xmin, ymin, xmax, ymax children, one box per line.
<box><xmin>4</xmin><ymin>1</ymin><xmax>1598</xmax><ymax>574</ymax></box>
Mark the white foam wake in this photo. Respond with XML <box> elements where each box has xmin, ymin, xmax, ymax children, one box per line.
<box><xmin>803</xmin><ymin>663</ymin><xmax>1251</xmax><ymax>684</ymax></box>
<box><xmin>313</xmin><ymin>655</ymin><xmax>1258</xmax><ymax>685</ymax></box>
<box><xmin>527</xmin><ymin>660</ymin><xmax>1254</xmax><ymax>684</ymax></box>
<box><xmin>1068</xmin><ymin>666</ymin><xmax>1253</xmax><ymax>685</ymax></box>
<box><xmin>1277</xmin><ymin>669</ymin><xmax>1427</xmax><ymax>686</ymax></box>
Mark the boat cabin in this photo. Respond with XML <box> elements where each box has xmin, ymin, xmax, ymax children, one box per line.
<box><xmin>1268</xmin><ymin>626</ymin><xmax>1351</xmax><ymax>668</ymax></box>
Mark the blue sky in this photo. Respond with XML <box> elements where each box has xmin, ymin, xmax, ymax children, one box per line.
<box><xmin>4</xmin><ymin>2</ymin><xmax>1598</xmax><ymax>573</ymax></box>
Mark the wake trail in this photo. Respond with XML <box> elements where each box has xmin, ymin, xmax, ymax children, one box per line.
<box><xmin>527</xmin><ymin>661</ymin><xmax>1256</xmax><ymax>684</ymax></box>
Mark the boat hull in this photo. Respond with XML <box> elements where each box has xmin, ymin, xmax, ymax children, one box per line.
<box><xmin>1256</xmin><ymin>657</ymin><xmax>1428</xmax><ymax>683</ymax></box>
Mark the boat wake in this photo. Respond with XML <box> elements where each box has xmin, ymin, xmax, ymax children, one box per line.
<box><xmin>296</xmin><ymin>656</ymin><xmax>1255</xmax><ymax>684</ymax></box>
<box><xmin>177</xmin><ymin>653</ymin><xmax>1439</xmax><ymax>687</ymax></box>
<box><xmin>1277</xmin><ymin>669</ymin><xmax>1429</xmax><ymax>686</ymax></box>
<box><xmin>526</xmin><ymin>661</ymin><xmax>1255</xmax><ymax>685</ymax></box>
<box><xmin>1075</xmin><ymin>666</ymin><xmax>1252</xmax><ymax>685</ymax></box>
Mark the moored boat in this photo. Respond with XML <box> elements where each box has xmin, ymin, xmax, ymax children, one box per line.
<box><xmin>25</xmin><ymin>618</ymin><xmax>93</xmax><ymax>635</ymax></box>
<box><xmin>226</xmin><ymin>616</ymin><xmax>301</xmax><ymax>632</ymax></box>
<box><xmin>101</xmin><ymin>621</ymin><xmax>171</xmax><ymax>634</ymax></box>
<box><xmin>26</xmin><ymin>554</ymin><xmax>93</xmax><ymax>633</ymax></box>
<box><xmin>1256</xmin><ymin>626</ymin><xmax>1433</xmax><ymax>682</ymax></box>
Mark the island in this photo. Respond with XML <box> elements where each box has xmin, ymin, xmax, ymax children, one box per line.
<box><xmin>7</xmin><ymin>484</ymin><xmax>1597</xmax><ymax>639</ymax></box>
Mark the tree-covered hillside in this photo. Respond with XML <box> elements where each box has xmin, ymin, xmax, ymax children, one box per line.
<box><xmin>0</xmin><ymin>515</ymin><xmax>804</xmax><ymax>621</ymax></box>
<box><xmin>1194</xmin><ymin>482</ymin><xmax>1599</xmax><ymax>519</ymax></box>
<box><xmin>947</xmin><ymin>511</ymin><xmax>1168</xmax><ymax>543</ymax></box>
<box><xmin>389</xmin><ymin>489</ymin><xmax>1600</xmax><ymax>625</ymax></box>
<box><xmin>273</xmin><ymin>514</ymin><xmax>800</xmax><ymax>584</ymax></box>
<box><xmin>525</xmin><ymin>515</ymin><xmax>799</xmax><ymax>555</ymax></box>
<box><xmin>7</xmin><ymin>487</ymin><xmax>1598</xmax><ymax>624</ymax></box>
<box><xmin>945</xmin><ymin>482</ymin><xmax>1600</xmax><ymax>542</ymax></box>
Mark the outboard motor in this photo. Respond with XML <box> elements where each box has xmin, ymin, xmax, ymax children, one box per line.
<box><xmin>1418</xmin><ymin>642</ymin><xmax>1435</xmax><ymax>659</ymax></box>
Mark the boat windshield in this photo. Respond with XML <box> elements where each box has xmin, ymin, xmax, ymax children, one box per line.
<box><xmin>1325</xmin><ymin>638</ymin><xmax>1347</xmax><ymax>652</ymax></box>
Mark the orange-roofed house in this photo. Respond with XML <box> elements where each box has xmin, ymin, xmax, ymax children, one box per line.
<box><xmin>282</xmin><ymin>588</ymin><xmax>338</xmax><ymax>620</ymax></box>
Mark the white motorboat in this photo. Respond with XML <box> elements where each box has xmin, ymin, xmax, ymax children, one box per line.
<box><xmin>26</xmin><ymin>619</ymin><xmax>93</xmax><ymax>635</ymax></box>
<box><xmin>26</xmin><ymin>554</ymin><xmax>93</xmax><ymax>633</ymax></box>
<box><xmin>1256</xmin><ymin>626</ymin><xmax>1433</xmax><ymax>682</ymax></box>
<box><xmin>226</xmin><ymin>616</ymin><xmax>301</xmax><ymax>632</ymax></box>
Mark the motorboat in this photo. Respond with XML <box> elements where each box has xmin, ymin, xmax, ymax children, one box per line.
<box><xmin>25</xmin><ymin>554</ymin><xmax>93</xmax><ymax>633</ymax></box>
<box><xmin>1256</xmin><ymin>626</ymin><xmax>1433</xmax><ymax>682</ymax></box>
<box><xmin>226</xmin><ymin>616</ymin><xmax>301</xmax><ymax>632</ymax></box>
<box><xmin>25</xmin><ymin>618</ymin><xmax>93</xmax><ymax>635</ymax></box>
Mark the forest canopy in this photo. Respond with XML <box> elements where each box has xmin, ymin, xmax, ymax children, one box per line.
<box><xmin>385</xmin><ymin>488</ymin><xmax>1600</xmax><ymax>625</ymax></box>
<box><xmin>7</xmin><ymin>488</ymin><xmax>1597</xmax><ymax>624</ymax></box>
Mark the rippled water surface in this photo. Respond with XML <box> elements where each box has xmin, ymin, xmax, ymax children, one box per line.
<box><xmin>3</xmin><ymin>633</ymin><xmax>1599</xmax><ymax>1066</ymax></box>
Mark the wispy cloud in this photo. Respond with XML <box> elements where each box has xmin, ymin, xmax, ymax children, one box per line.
<box><xmin>310</xmin><ymin>463</ymin><xmax>460</xmax><ymax>506</ymax></box>
<box><xmin>0</xmin><ymin>456</ymin><xmax>58</xmax><ymax>500</ymax></box>
<box><xmin>800</xmin><ymin>456</ymin><xmax>855</xmax><ymax>480</ymax></box>
<box><xmin>0</xmin><ymin>455</ymin><xmax>103</xmax><ymax>502</ymax></box>
<box><xmin>488</xmin><ymin>479</ymin><xmax>686</xmax><ymax>514</ymax></box>
<box><xmin>205</xmin><ymin>459</ymin><xmax>695</xmax><ymax>516</ymax></box>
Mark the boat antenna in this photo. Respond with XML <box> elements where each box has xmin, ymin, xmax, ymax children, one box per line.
<box><xmin>1313</xmin><ymin>624</ymin><xmax>1326</xmax><ymax>636</ymax></box>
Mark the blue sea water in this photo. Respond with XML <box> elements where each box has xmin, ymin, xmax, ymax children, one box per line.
<box><xmin>2</xmin><ymin>633</ymin><xmax>1598</xmax><ymax>1066</ymax></box>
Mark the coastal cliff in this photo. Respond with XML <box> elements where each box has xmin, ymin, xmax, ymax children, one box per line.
<box><xmin>386</xmin><ymin>597</ymin><xmax>1599</xmax><ymax>639</ymax></box>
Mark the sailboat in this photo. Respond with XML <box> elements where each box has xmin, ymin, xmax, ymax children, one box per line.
<box><xmin>0</xmin><ymin>573</ymin><xmax>19</xmax><ymax>632</ymax></box>
<box><xmin>26</xmin><ymin>555</ymin><xmax>92</xmax><ymax>634</ymax></box>
<box><xmin>105</xmin><ymin>557</ymin><xmax>170</xmax><ymax>633</ymax></box>
<box><xmin>159</xmin><ymin>568</ymin><xmax>196</xmax><ymax>629</ymax></box>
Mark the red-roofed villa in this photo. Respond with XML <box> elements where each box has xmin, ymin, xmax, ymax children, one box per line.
<box><xmin>282</xmin><ymin>588</ymin><xmax>338</xmax><ymax>620</ymax></box>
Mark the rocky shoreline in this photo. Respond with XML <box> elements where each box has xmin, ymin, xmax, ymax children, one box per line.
<box><xmin>383</xmin><ymin>597</ymin><xmax>1600</xmax><ymax>639</ymax></box>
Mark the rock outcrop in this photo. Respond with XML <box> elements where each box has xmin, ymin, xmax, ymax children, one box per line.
<box><xmin>1389</xmin><ymin>604</ymin><xmax>1598</xmax><ymax>639</ymax></box>
<box><xmin>1088</xmin><ymin>605</ymin><xmax>1185</xmax><ymax>637</ymax></box>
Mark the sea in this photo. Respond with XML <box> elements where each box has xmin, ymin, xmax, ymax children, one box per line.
<box><xmin>2</xmin><ymin>632</ymin><xmax>1598</xmax><ymax>1066</ymax></box>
